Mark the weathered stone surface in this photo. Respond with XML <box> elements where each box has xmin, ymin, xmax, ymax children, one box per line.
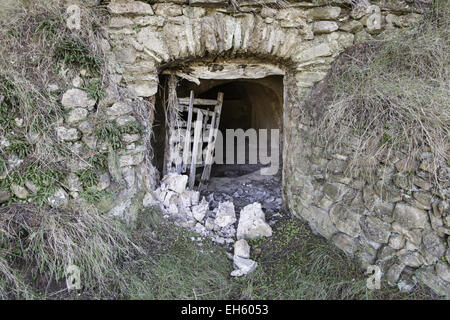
<box><xmin>162</xmin><ymin>173</ymin><xmax>188</xmax><ymax>194</ymax></box>
<box><xmin>301</xmin><ymin>205</ymin><xmax>338</xmax><ymax>240</ymax></box>
<box><xmin>416</xmin><ymin>266</ymin><xmax>450</xmax><ymax>297</ymax></box>
<box><xmin>215</xmin><ymin>201</ymin><xmax>236</xmax><ymax>228</ymax></box>
<box><xmin>237</xmin><ymin>202</ymin><xmax>272</xmax><ymax>240</ymax></box>
<box><xmin>331</xmin><ymin>232</ymin><xmax>356</xmax><ymax>257</ymax></box>
<box><xmin>392</xmin><ymin>222</ymin><xmax>422</xmax><ymax>245</ymax></box>
<box><xmin>307</xmin><ymin>7</ymin><xmax>341</xmax><ymax>20</ymax></box>
<box><xmin>108</xmin><ymin>1</ymin><xmax>154</xmax><ymax>15</ymax></box>
<box><xmin>360</xmin><ymin>216</ymin><xmax>391</xmax><ymax>244</ymax></box>
<box><xmin>295</xmin><ymin>43</ymin><xmax>332</xmax><ymax>62</ymax></box>
<box><xmin>11</xmin><ymin>184</ymin><xmax>28</xmax><ymax>200</ymax></box>
<box><xmin>395</xmin><ymin>158</ymin><xmax>418</xmax><ymax>172</ymax></box>
<box><xmin>422</xmin><ymin>230</ymin><xmax>446</xmax><ymax>258</ymax></box>
<box><xmin>399</xmin><ymin>251</ymin><xmax>424</xmax><ymax>268</ymax></box>
<box><xmin>109</xmin><ymin>17</ymin><xmax>134</xmax><ymax>28</ymax></box>
<box><xmin>61</xmin><ymin>89</ymin><xmax>96</xmax><ymax>109</ymax></box>
<box><xmin>142</xmin><ymin>192</ymin><xmax>157</xmax><ymax>208</ymax></box>
<box><xmin>119</xmin><ymin>153</ymin><xmax>144</xmax><ymax>167</ymax></box>
<box><xmin>436</xmin><ymin>262</ymin><xmax>450</xmax><ymax>283</ymax></box>
<box><xmin>56</xmin><ymin>127</ymin><xmax>81</xmax><ymax>142</ymax></box>
<box><xmin>339</xmin><ymin>20</ymin><xmax>364</xmax><ymax>33</ymax></box>
<box><xmin>313</xmin><ymin>21</ymin><xmax>339</xmax><ymax>34</ymax></box>
<box><xmin>233</xmin><ymin>255</ymin><xmax>257</xmax><ymax>275</ymax></box>
<box><xmin>106</xmin><ymin>102</ymin><xmax>133</xmax><ymax>118</ymax></box>
<box><xmin>48</xmin><ymin>188</ymin><xmax>69</xmax><ymax>208</ymax></box>
<box><xmin>192</xmin><ymin>198</ymin><xmax>208</xmax><ymax>222</ymax></box>
<box><xmin>78</xmin><ymin>121</ymin><xmax>94</xmax><ymax>135</ymax></box>
<box><xmin>153</xmin><ymin>3</ymin><xmax>182</xmax><ymax>17</ymax></box>
<box><xmin>411</xmin><ymin>175</ymin><xmax>432</xmax><ymax>190</ymax></box>
<box><xmin>182</xmin><ymin>6</ymin><xmax>206</xmax><ymax>19</ymax></box>
<box><xmin>0</xmin><ymin>190</ymin><xmax>10</xmax><ymax>204</ymax></box>
<box><xmin>97</xmin><ymin>173</ymin><xmax>111</xmax><ymax>191</ymax></box>
<box><xmin>393</xmin><ymin>203</ymin><xmax>427</xmax><ymax>229</ymax></box>
<box><xmin>67</xmin><ymin>107</ymin><xmax>88</xmax><ymax>124</ymax></box>
<box><xmin>234</xmin><ymin>239</ymin><xmax>250</xmax><ymax>259</ymax></box>
<box><xmin>389</xmin><ymin>233</ymin><xmax>405</xmax><ymax>250</ymax></box>
<box><xmin>329</xmin><ymin>203</ymin><xmax>361</xmax><ymax>237</ymax></box>
<box><xmin>386</xmin><ymin>263</ymin><xmax>405</xmax><ymax>285</ymax></box>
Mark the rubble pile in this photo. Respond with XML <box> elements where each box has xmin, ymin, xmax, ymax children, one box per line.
<box><xmin>143</xmin><ymin>172</ymin><xmax>279</xmax><ymax>276</ymax></box>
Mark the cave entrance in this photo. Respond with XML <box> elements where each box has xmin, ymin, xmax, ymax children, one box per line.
<box><xmin>153</xmin><ymin>62</ymin><xmax>284</xmax><ymax>213</ymax></box>
<box><xmin>183</xmin><ymin>76</ymin><xmax>284</xmax><ymax>180</ymax></box>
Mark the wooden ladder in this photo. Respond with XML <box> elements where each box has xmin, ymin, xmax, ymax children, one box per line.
<box><xmin>165</xmin><ymin>89</ymin><xmax>223</xmax><ymax>190</ymax></box>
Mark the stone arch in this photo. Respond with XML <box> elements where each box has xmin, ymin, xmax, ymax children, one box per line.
<box><xmin>106</xmin><ymin>2</ymin><xmax>449</xmax><ymax>296</ymax></box>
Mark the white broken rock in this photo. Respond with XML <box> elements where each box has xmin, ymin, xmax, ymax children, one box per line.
<box><xmin>232</xmin><ymin>256</ymin><xmax>258</xmax><ymax>277</ymax></box>
<box><xmin>214</xmin><ymin>201</ymin><xmax>237</xmax><ymax>228</ymax></box>
<box><xmin>234</xmin><ymin>239</ymin><xmax>250</xmax><ymax>259</ymax></box>
<box><xmin>161</xmin><ymin>173</ymin><xmax>188</xmax><ymax>194</ymax></box>
<box><xmin>192</xmin><ymin>197</ymin><xmax>208</xmax><ymax>222</ymax></box>
<box><xmin>237</xmin><ymin>202</ymin><xmax>273</xmax><ymax>240</ymax></box>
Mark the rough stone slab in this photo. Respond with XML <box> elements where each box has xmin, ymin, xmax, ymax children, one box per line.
<box><xmin>233</xmin><ymin>255</ymin><xmax>258</xmax><ymax>275</ymax></box>
<box><xmin>234</xmin><ymin>239</ymin><xmax>250</xmax><ymax>259</ymax></box>
<box><xmin>237</xmin><ymin>202</ymin><xmax>272</xmax><ymax>240</ymax></box>
<box><xmin>61</xmin><ymin>89</ymin><xmax>96</xmax><ymax>109</ymax></box>
<box><xmin>108</xmin><ymin>1</ymin><xmax>154</xmax><ymax>15</ymax></box>
<box><xmin>393</xmin><ymin>203</ymin><xmax>427</xmax><ymax>229</ymax></box>
<box><xmin>162</xmin><ymin>173</ymin><xmax>188</xmax><ymax>194</ymax></box>
<box><xmin>214</xmin><ymin>201</ymin><xmax>237</xmax><ymax>228</ymax></box>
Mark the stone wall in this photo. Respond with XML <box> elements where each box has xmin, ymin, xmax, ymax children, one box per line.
<box><xmin>103</xmin><ymin>0</ymin><xmax>449</xmax><ymax>295</ymax></box>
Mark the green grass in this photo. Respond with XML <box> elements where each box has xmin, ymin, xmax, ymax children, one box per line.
<box><xmin>95</xmin><ymin>121</ymin><xmax>143</xmax><ymax>151</ymax></box>
<box><xmin>0</xmin><ymin>205</ymin><xmax>438</xmax><ymax>300</ymax></box>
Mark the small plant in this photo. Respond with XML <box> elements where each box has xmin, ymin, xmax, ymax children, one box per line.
<box><xmin>0</xmin><ymin>156</ymin><xmax>5</xmax><ymax>175</ymax></box>
<box><xmin>95</xmin><ymin>121</ymin><xmax>123</xmax><ymax>150</ymax></box>
<box><xmin>90</xmin><ymin>151</ymin><xmax>108</xmax><ymax>171</ymax></box>
<box><xmin>80</xmin><ymin>188</ymin><xmax>108</xmax><ymax>203</ymax></box>
<box><xmin>76</xmin><ymin>167</ymin><xmax>100</xmax><ymax>188</ymax></box>
<box><xmin>5</xmin><ymin>136</ymin><xmax>31</xmax><ymax>159</ymax></box>
<box><xmin>83</xmin><ymin>78</ymin><xmax>105</xmax><ymax>101</ymax></box>
<box><xmin>0</xmin><ymin>77</ymin><xmax>20</xmax><ymax>132</ymax></box>
<box><xmin>35</xmin><ymin>16</ymin><xmax>60</xmax><ymax>39</ymax></box>
<box><xmin>120</xmin><ymin>121</ymin><xmax>142</xmax><ymax>135</ymax></box>
<box><xmin>54</xmin><ymin>38</ymin><xmax>102</xmax><ymax>75</ymax></box>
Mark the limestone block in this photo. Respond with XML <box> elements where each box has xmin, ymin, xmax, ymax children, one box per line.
<box><xmin>161</xmin><ymin>173</ymin><xmax>188</xmax><ymax>194</ymax></box>
<box><xmin>48</xmin><ymin>188</ymin><xmax>69</xmax><ymax>208</ymax></box>
<box><xmin>108</xmin><ymin>1</ymin><xmax>154</xmax><ymax>15</ymax></box>
<box><xmin>331</xmin><ymin>232</ymin><xmax>356</xmax><ymax>257</ymax></box>
<box><xmin>360</xmin><ymin>216</ymin><xmax>391</xmax><ymax>244</ymax></box>
<box><xmin>153</xmin><ymin>3</ymin><xmax>182</xmax><ymax>17</ymax></box>
<box><xmin>61</xmin><ymin>89</ymin><xmax>96</xmax><ymax>109</ymax></box>
<box><xmin>215</xmin><ymin>201</ymin><xmax>237</xmax><ymax>228</ymax></box>
<box><xmin>192</xmin><ymin>198</ymin><xmax>208</xmax><ymax>222</ymax></box>
<box><xmin>234</xmin><ymin>239</ymin><xmax>250</xmax><ymax>259</ymax></box>
<box><xmin>56</xmin><ymin>127</ymin><xmax>81</xmax><ymax>142</ymax></box>
<box><xmin>309</xmin><ymin>6</ymin><xmax>341</xmax><ymax>19</ymax></box>
<box><xmin>67</xmin><ymin>108</ymin><xmax>88</xmax><ymax>124</ymax></box>
<box><xmin>237</xmin><ymin>202</ymin><xmax>272</xmax><ymax>240</ymax></box>
<box><xmin>329</xmin><ymin>203</ymin><xmax>361</xmax><ymax>238</ymax></box>
<box><xmin>11</xmin><ymin>184</ymin><xmax>28</xmax><ymax>200</ymax></box>
<box><xmin>393</xmin><ymin>203</ymin><xmax>428</xmax><ymax>229</ymax></box>
<box><xmin>313</xmin><ymin>21</ymin><xmax>339</xmax><ymax>34</ymax></box>
<box><xmin>106</xmin><ymin>102</ymin><xmax>133</xmax><ymax>118</ymax></box>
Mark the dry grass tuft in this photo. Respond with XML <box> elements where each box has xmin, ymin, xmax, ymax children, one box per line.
<box><xmin>307</xmin><ymin>1</ymin><xmax>449</xmax><ymax>186</ymax></box>
<box><xmin>0</xmin><ymin>204</ymin><xmax>141</xmax><ymax>299</ymax></box>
